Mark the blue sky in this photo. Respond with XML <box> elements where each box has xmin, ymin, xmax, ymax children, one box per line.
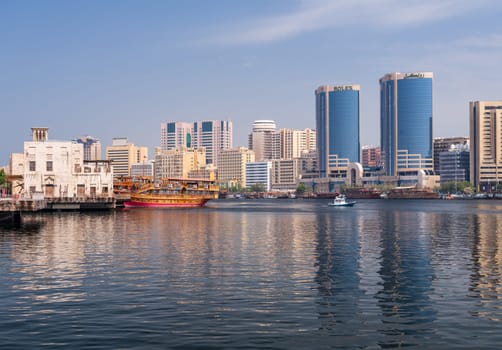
<box><xmin>1</xmin><ymin>0</ymin><xmax>502</xmax><ymax>165</ymax></box>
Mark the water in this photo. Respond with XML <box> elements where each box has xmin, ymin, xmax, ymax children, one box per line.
<box><xmin>1</xmin><ymin>199</ymin><xmax>502</xmax><ymax>349</ymax></box>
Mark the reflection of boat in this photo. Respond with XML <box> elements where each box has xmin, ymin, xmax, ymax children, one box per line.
<box><xmin>124</xmin><ymin>178</ymin><xmax>219</xmax><ymax>208</ymax></box>
<box><xmin>328</xmin><ymin>195</ymin><xmax>356</xmax><ymax>207</ymax></box>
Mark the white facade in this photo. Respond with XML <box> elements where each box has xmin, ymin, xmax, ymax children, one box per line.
<box><xmin>8</xmin><ymin>153</ymin><xmax>24</xmax><ymax>195</ymax></box>
<box><xmin>131</xmin><ymin>161</ymin><xmax>154</xmax><ymax>177</ymax></box>
<box><xmin>161</xmin><ymin>120</ymin><xmax>233</xmax><ymax>165</ymax></box>
<box><xmin>160</xmin><ymin>121</ymin><xmax>193</xmax><ymax>150</ymax></box>
<box><xmin>248</xmin><ymin>120</ymin><xmax>280</xmax><ymax>161</ymax></box>
<box><xmin>192</xmin><ymin>120</ymin><xmax>233</xmax><ymax>165</ymax></box>
<box><xmin>246</xmin><ymin>161</ymin><xmax>272</xmax><ymax>191</ymax></box>
<box><xmin>23</xmin><ymin>128</ymin><xmax>113</xmax><ymax>199</ymax></box>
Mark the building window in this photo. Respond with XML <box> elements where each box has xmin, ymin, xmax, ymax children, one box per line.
<box><xmin>29</xmin><ymin>161</ymin><xmax>36</xmax><ymax>171</ymax></box>
<box><xmin>46</xmin><ymin>161</ymin><xmax>53</xmax><ymax>172</ymax></box>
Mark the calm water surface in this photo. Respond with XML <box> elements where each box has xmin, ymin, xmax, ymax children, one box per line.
<box><xmin>1</xmin><ymin>199</ymin><xmax>502</xmax><ymax>349</ymax></box>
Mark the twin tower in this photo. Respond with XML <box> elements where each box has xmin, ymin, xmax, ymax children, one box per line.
<box><xmin>316</xmin><ymin>72</ymin><xmax>433</xmax><ymax>178</ymax></box>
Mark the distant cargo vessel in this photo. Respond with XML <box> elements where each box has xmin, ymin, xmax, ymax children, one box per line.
<box><xmin>123</xmin><ymin>178</ymin><xmax>219</xmax><ymax>208</ymax></box>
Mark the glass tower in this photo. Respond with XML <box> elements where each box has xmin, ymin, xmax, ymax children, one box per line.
<box><xmin>380</xmin><ymin>72</ymin><xmax>433</xmax><ymax>176</ymax></box>
<box><xmin>315</xmin><ymin>85</ymin><xmax>360</xmax><ymax>178</ymax></box>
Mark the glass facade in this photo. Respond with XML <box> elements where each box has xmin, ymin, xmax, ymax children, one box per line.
<box><xmin>316</xmin><ymin>91</ymin><xmax>328</xmax><ymax>178</ymax></box>
<box><xmin>329</xmin><ymin>90</ymin><xmax>360</xmax><ymax>164</ymax></box>
<box><xmin>380</xmin><ymin>73</ymin><xmax>433</xmax><ymax>176</ymax></box>
<box><xmin>316</xmin><ymin>86</ymin><xmax>360</xmax><ymax>178</ymax></box>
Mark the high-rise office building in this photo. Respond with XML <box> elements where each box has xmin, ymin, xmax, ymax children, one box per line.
<box><xmin>439</xmin><ymin>144</ymin><xmax>470</xmax><ymax>184</ymax></box>
<box><xmin>470</xmin><ymin>101</ymin><xmax>502</xmax><ymax>191</ymax></box>
<box><xmin>160</xmin><ymin>122</ymin><xmax>193</xmax><ymax>150</ymax></box>
<box><xmin>106</xmin><ymin>138</ymin><xmax>148</xmax><ymax>178</ymax></box>
<box><xmin>248</xmin><ymin>120</ymin><xmax>280</xmax><ymax>161</ymax></box>
<box><xmin>315</xmin><ymin>85</ymin><xmax>360</xmax><ymax>178</ymax></box>
<box><xmin>154</xmin><ymin>147</ymin><xmax>206</xmax><ymax>181</ymax></box>
<box><xmin>160</xmin><ymin>120</ymin><xmax>232</xmax><ymax>165</ymax></box>
<box><xmin>279</xmin><ymin>128</ymin><xmax>316</xmax><ymax>159</ymax></box>
<box><xmin>380</xmin><ymin>72</ymin><xmax>433</xmax><ymax>176</ymax></box>
<box><xmin>217</xmin><ymin>147</ymin><xmax>255</xmax><ymax>189</ymax></box>
<box><xmin>192</xmin><ymin>120</ymin><xmax>232</xmax><ymax>165</ymax></box>
<box><xmin>75</xmin><ymin>136</ymin><xmax>102</xmax><ymax>161</ymax></box>
<box><xmin>433</xmin><ymin>137</ymin><xmax>469</xmax><ymax>174</ymax></box>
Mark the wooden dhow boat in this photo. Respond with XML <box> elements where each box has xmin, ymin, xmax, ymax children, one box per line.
<box><xmin>123</xmin><ymin>178</ymin><xmax>219</xmax><ymax>208</ymax></box>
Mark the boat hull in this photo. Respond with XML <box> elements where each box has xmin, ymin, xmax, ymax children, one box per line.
<box><xmin>124</xmin><ymin>199</ymin><xmax>210</xmax><ymax>208</ymax></box>
<box><xmin>328</xmin><ymin>202</ymin><xmax>356</xmax><ymax>207</ymax></box>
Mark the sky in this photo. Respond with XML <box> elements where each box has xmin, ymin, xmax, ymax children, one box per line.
<box><xmin>1</xmin><ymin>0</ymin><xmax>502</xmax><ymax>165</ymax></box>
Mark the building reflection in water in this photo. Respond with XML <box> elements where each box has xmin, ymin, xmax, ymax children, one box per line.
<box><xmin>313</xmin><ymin>206</ymin><xmax>437</xmax><ymax>347</ymax></box>
<box><xmin>313</xmin><ymin>209</ymin><xmax>374</xmax><ymax>348</ymax></box>
<box><xmin>7</xmin><ymin>212</ymin><xmax>116</xmax><ymax>312</ymax></box>
<box><xmin>469</xmin><ymin>207</ymin><xmax>502</xmax><ymax>322</ymax></box>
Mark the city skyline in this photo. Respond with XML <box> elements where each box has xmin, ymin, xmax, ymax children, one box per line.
<box><xmin>2</xmin><ymin>1</ymin><xmax>501</xmax><ymax>165</ymax></box>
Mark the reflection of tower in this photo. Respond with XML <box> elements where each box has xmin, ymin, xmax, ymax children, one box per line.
<box><xmin>470</xmin><ymin>210</ymin><xmax>502</xmax><ymax>320</ymax></box>
<box><xmin>314</xmin><ymin>211</ymin><xmax>363</xmax><ymax>332</ymax></box>
<box><xmin>376</xmin><ymin>211</ymin><xmax>436</xmax><ymax>346</ymax></box>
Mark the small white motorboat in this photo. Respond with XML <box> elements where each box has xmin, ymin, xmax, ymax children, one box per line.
<box><xmin>328</xmin><ymin>195</ymin><xmax>356</xmax><ymax>207</ymax></box>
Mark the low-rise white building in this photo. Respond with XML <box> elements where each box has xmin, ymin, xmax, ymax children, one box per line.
<box><xmin>246</xmin><ymin>161</ymin><xmax>272</xmax><ymax>191</ymax></box>
<box><xmin>23</xmin><ymin>128</ymin><xmax>113</xmax><ymax>199</ymax></box>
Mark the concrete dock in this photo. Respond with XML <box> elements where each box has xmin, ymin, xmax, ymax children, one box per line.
<box><xmin>0</xmin><ymin>198</ymin><xmax>47</xmax><ymax>224</ymax></box>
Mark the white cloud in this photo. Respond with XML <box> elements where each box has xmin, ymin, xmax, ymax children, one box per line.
<box><xmin>209</xmin><ymin>0</ymin><xmax>496</xmax><ymax>45</ymax></box>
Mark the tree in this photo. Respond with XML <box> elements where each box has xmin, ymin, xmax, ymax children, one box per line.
<box><xmin>439</xmin><ymin>181</ymin><xmax>473</xmax><ymax>194</ymax></box>
<box><xmin>249</xmin><ymin>183</ymin><xmax>266</xmax><ymax>193</ymax></box>
<box><xmin>296</xmin><ymin>182</ymin><xmax>307</xmax><ymax>195</ymax></box>
<box><xmin>0</xmin><ymin>169</ymin><xmax>5</xmax><ymax>187</ymax></box>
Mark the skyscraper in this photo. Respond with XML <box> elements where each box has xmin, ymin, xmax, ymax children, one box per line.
<box><xmin>380</xmin><ymin>72</ymin><xmax>433</xmax><ymax>176</ymax></box>
<box><xmin>433</xmin><ymin>137</ymin><xmax>469</xmax><ymax>174</ymax></box>
<box><xmin>160</xmin><ymin>120</ymin><xmax>232</xmax><ymax>165</ymax></box>
<box><xmin>192</xmin><ymin>120</ymin><xmax>232</xmax><ymax>165</ymax></box>
<box><xmin>75</xmin><ymin>136</ymin><xmax>101</xmax><ymax>161</ymax></box>
<box><xmin>248</xmin><ymin>120</ymin><xmax>280</xmax><ymax>161</ymax></box>
<box><xmin>106</xmin><ymin>138</ymin><xmax>148</xmax><ymax>178</ymax></box>
<box><xmin>315</xmin><ymin>85</ymin><xmax>360</xmax><ymax>178</ymax></box>
<box><xmin>279</xmin><ymin>128</ymin><xmax>316</xmax><ymax>159</ymax></box>
<box><xmin>160</xmin><ymin>121</ymin><xmax>193</xmax><ymax>150</ymax></box>
<box><xmin>470</xmin><ymin>101</ymin><xmax>502</xmax><ymax>191</ymax></box>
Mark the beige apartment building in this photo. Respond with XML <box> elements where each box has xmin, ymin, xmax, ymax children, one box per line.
<box><xmin>217</xmin><ymin>147</ymin><xmax>255</xmax><ymax>189</ymax></box>
<box><xmin>154</xmin><ymin>147</ymin><xmax>206</xmax><ymax>181</ymax></box>
<box><xmin>271</xmin><ymin>158</ymin><xmax>302</xmax><ymax>191</ymax></box>
<box><xmin>279</xmin><ymin>128</ymin><xmax>316</xmax><ymax>159</ymax></box>
<box><xmin>106</xmin><ymin>138</ymin><xmax>148</xmax><ymax>178</ymax></box>
<box><xmin>470</xmin><ymin>101</ymin><xmax>502</xmax><ymax>191</ymax></box>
